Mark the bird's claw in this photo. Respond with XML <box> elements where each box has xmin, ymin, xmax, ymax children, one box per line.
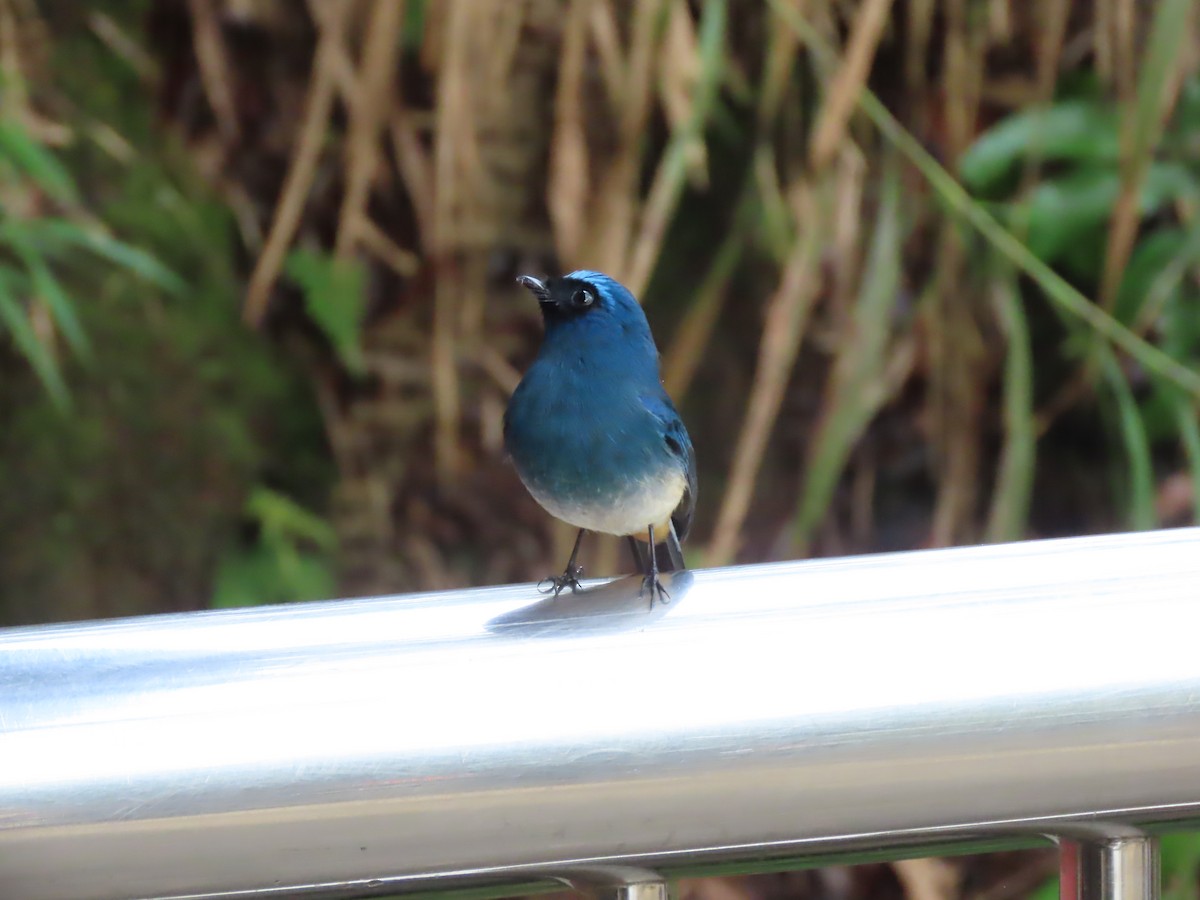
<box><xmin>538</xmin><ymin>563</ymin><xmax>585</xmax><ymax>597</ymax></box>
<box><xmin>639</xmin><ymin>572</ymin><xmax>671</xmax><ymax>608</ymax></box>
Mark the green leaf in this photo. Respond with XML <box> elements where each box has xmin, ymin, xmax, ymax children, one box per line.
<box><xmin>212</xmin><ymin>486</ymin><xmax>338</xmax><ymax>608</ymax></box>
<box><xmin>960</xmin><ymin>100</ymin><xmax>1120</xmax><ymax>194</ymax></box>
<box><xmin>1159</xmin><ymin>279</ymin><xmax>1200</xmax><ymax>365</ymax></box>
<box><xmin>1169</xmin><ymin>76</ymin><xmax>1200</xmax><ymax>152</ymax></box>
<box><xmin>211</xmin><ymin>544</ymin><xmax>336</xmax><ymax>608</ymax></box>
<box><xmin>1129</xmin><ymin>0</ymin><xmax>1195</xmax><ymax>166</ymax></box>
<box><xmin>1177</xmin><ymin>399</ymin><xmax>1200</xmax><ymax>528</ymax></box>
<box><xmin>244</xmin><ymin>486</ymin><xmax>338</xmax><ymax>550</ymax></box>
<box><xmin>1136</xmin><ymin>213</ymin><xmax>1200</xmax><ymax>338</ymax></box>
<box><xmin>1101</xmin><ymin>349</ymin><xmax>1156</xmax><ymax>531</ymax></box>
<box><xmin>14</xmin><ymin>219</ymin><xmax>186</xmax><ymax>294</ymax></box>
<box><xmin>1055</xmin><ymin>225</ymin><xmax>1110</xmax><ymax>286</ymax></box>
<box><xmin>5</xmin><ymin>230</ymin><xmax>90</xmax><ymax>356</ymax></box>
<box><xmin>0</xmin><ymin>268</ymin><xmax>70</xmax><ymax>409</ymax></box>
<box><xmin>1115</xmin><ymin>229</ymin><xmax>1186</xmax><ymax>326</ymax></box>
<box><xmin>0</xmin><ymin>119</ymin><xmax>77</xmax><ymax>202</ymax></box>
<box><xmin>795</xmin><ymin>163</ymin><xmax>903</xmax><ymax>545</ymax></box>
<box><xmin>1026</xmin><ymin>875</ymin><xmax>1058</xmax><ymax>900</ymax></box>
<box><xmin>402</xmin><ymin>0</ymin><xmax>428</xmax><ymax>51</ymax></box>
<box><xmin>284</xmin><ymin>249</ymin><xmax>368</xmax><ymax>375</ymax></box>
<box><xmin>1020</xmin><ymin>163</ymin><xmax>1198</xmax><ymax>264</ymax></box>
<box><xmin>1161</xmin><ymin>830</ymin><xmax>1200</xmax><ymax>900</ymax></box>
<box><xmin>1139</xmin><ymin>379</ymin><xmax>1183</xmax><ymax>442</ymax></box>
<box><xmin>985</xmin><ymin>275</ymin><xmax>1036</xmax><ymax>542</ymax></box>
<box><xmin>766</xmin><ymin>0</ymin><xmax>1200</xmax><ymax>400</ymax></box>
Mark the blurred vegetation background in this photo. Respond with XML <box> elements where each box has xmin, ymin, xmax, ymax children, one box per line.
<box><xmin>2</xmin><ymin>0</ymin><xmax>1199</xmax><ymax>898</ymax></box>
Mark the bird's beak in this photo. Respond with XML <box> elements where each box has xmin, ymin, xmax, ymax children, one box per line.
<box><xmin>516</xmin><ymin>275</ymin><xmax>551</xmax><ymax>304</ymax></box>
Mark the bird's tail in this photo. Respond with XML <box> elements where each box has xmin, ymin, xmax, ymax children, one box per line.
<box><xmin>663</xmin><ymin>520</ymin><xmax>686</xmax><ymax>571</ymax></box>
<box><xmin>627</xmin><ymin>521</ymin><xmax>687</xmax><ymax>573</ymax></box>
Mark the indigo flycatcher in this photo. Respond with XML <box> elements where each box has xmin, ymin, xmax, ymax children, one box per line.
<box><xmin>504</xmin><ymin>270</ymin><xmax>696</xmax><ymax>603</ymax></box>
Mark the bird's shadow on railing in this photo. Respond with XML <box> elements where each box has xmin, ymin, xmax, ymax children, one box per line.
<box><xmin>485</xmin><ymin>570</ymin><xmax>694</xmax><ymax>638</ymax></box>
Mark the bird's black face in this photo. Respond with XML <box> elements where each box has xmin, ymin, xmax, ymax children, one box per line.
<box><xmin>517</xmin><ymin>275</ymin><xmax>601</xmax><ymax>322</ymax></box>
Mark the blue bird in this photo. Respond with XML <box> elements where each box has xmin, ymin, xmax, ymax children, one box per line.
<box><xmin>504</xmin><ymin>270</ymin><xmax>696</xmax><ymax>604</ymax></box>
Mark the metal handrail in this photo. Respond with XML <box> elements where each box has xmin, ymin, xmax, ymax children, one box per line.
<box><xmin>3</xmin><ymin>528</ymin><xmax>1199</xmax><ymax>900</ymax></box>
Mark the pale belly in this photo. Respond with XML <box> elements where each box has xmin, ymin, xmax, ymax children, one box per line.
<box><xmin>522</xmin><ymin>467</ymin><xmax>686</xmax><ymax>537</ymax></box>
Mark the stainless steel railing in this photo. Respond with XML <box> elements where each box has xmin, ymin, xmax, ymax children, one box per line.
<box><xmin>3</xmin><ymin>528</ymin><xmax>1199</xmax><ymax>900</ymax></box>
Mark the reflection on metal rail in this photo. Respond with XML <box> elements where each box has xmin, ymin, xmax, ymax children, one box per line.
<box><xmin>3</xmin><ymin>528</ymin><xmax>1199</xmax><ymax>900</ymax></box>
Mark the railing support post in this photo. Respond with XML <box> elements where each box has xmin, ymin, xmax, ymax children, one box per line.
<box><xmin>558</xmin><ymin>866</ymin><xmax>670</xmax><ymax>900</ymax></box>
<box><xmin>1059</xmin><ymin>836</ymin><xmax>1160</xmax><ymax>900</ymax></box>
<box><xmin>602</xmin><ymin>880</ymin><xmax>668</xmax><ymax>900</ymax></box>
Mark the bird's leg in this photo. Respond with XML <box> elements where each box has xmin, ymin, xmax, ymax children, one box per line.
<box><xmin>539</xmin><ymin>528</ymin><xmax>587</xmax><ymax>596</ymax></box>
<box><xmin>638</xmin><ymin>524</ymin><xmax>671</xmax><ymax>607</ymax></box>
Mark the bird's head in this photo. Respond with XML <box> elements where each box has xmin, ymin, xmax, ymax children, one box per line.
<box><xmin>516</xmin><ymin>270</ymin><xmax>645</xmax><ymax>329</ymax></box>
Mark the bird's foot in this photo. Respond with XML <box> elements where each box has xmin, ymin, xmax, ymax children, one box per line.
<box><xmin>538</xmin><ymin>563</ymin><xmax>585</xmax><ymax>597</ymax></box>
<box><xmin>639</xmin><ymin>571</ymin><xmax>671</xmax><ymax>608</ymax></box>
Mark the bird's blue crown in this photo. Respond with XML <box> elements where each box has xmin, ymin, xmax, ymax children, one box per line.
<box><xmin>523</xmin><ymin>270</ymin><xmax>657</xmax><ymax>373</ymax></box>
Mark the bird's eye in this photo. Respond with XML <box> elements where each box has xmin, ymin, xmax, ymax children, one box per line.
<box><xmin>573</xmin><ymin>289</ymin><xmax>594</xmax><ymax>307</ymax></box>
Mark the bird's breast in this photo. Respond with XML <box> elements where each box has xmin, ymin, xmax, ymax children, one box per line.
<box><xmin>522</xmin><ymin>465</ymin><xmax>686</xmax><ymax>537</ymax></box>
<box><xmin>505</xmin><ymin>350</ymin><xmax>685</xmax><ymax>535</ymax></box>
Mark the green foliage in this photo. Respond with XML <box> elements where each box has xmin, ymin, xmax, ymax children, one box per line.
<box><xmin>794</xmin><ymin>164</ymin><xmax>904</xmax><ymax>547</ymax></box>
<box><xmin>960</xmin><ymin>100</ymin><xmax>1120</xmax><ymax>194</ymax></box>
<box><xmin>1162</xmin><ymin>831</ymin><xmax>1200</xmax><ymax>900</ymax></box>
<box><xmin>0</xmin><ymin>118</ymin><xmax>77</xmax><ymax>202</ymax></box>
<box><xmin>0</xmin><ymin>12</ymin><xmax>335</xmax><ymax>625</ymax></box>
<box><xmin>0</xmin><ymin>112</ymin><xmax>184</xmax><ymax>409</ymax></box>
<box><xmin>0</xmin><ymin>181</ymin><xmax>331</xmax><ymax>622</ymax></box>
<box><xmin>0</xmin><ymin>269</ymin><xmax>68</xmax><ymax>404</ymax></box>
<box><xmin>1101</xmin><ymin>349</ymin><xmax>1156</xmax><ymax>530</ymax></box>
<box><xmin>211</xmin><ymin>487</ymin><xmax>337</xmax><ymax>608</ymax></box>
<box><xmin>962</xmin><ymin>90</ymin><xmax>1200</xmax><ymax>277</ymax></box>
<box><xmin>402</xmin><ymin>0</ymin><xmax>429</xmax><ymax>50</ymax></box>
<box><xmin>1016</xmin><ymin>163</ymin><xmax>1197</xmax><ymax>266</ymax></box>
<box><xmin>985</xmin><ymin>275</ymin><xmax>1036</xmax><ymax>542</ymax></box>
<box><xmin>957</xmin><ymin>60</ymin><xmax>1200</xmax><ymax>528</ymax></box>
<box><xmin>284</xmin><ymin>249</ymin><xmax>369</xmax><ymax>375</ymax></box>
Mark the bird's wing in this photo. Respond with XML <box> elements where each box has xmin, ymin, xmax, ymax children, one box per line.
<box><xmin>642</xmin><ymin>392</ymin><xmax>697</xmax><ymax>544</ymax></box>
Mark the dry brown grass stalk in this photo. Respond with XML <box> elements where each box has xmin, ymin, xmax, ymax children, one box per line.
<box><xmin>548</xmin><ymin>0</ymin><xmax>592</xmax><ymax>264</ymax></box>
<box><xmin>1096</xmin><ymin>0</ymin><xmax>1146</xmax><ymax>315</ymax></box>
<box><xmin>626</xmin><ymin>152</ymin><xmax>692</xmax><ymax>296</ymax></box>
<box><xmin>334</xmin><ymin>0</ymin><xmax>404</xmax><ymax>260</ymax></box>
<box><xmin>1098</xmin><ymin>3</ymin><xmax>1191</xmax><ymax>314</ymax></box>
<box><xmin>242</xmin><ymin>2</ymin><xmax>345</xmax><ymax>326</ymax></box>
<box><xmin>793</xmin><ymin>157</ymin><xmax>913</xmax><ymax>554</ymax></box>
<box><xmin>631</xmin><ymin>4</ymin><xmax>717</xmax><ymax>296</ymax></box>
<box><xmin>429</xmin><ymin>1</ymin><xmax>490</xmax><ymax>479</ymax></box>
<box><xmin>431</xmin><ymin>271</ymin><xmax>463</xmax><ymax>479</ymax></box>
<box><xmin>924</xmin><ymin>0</ymin><xmax>989</xmax><ymax>547</ymax></box>
<box><xmin>389</xmin><ymin>112</ymin><xmax>435</xmax><ymax>248</ymax></box>
<box><xmin>891</xmin><ymin>858</ymin><xmax>960</xmax><ymax>900</ymax></box>
<box><xmin>579</xmin><ymin>0</ymin><xmax>669</xmax><ymax>279</ymax></box>
<box><xmin>0</xmin><ymin>0</ymin><xmax>27</xmax><ymax>112</ymax></box>
<box><xmin>432</xmin><ymin>0</ymin><xmax>484</xmax><ymax>254</ymax></box>
<box><xmin>658</xmin><ymin>0</ymin><xmax>701</xmax><ymax>146</ymax></box>
<box><xmin>661</xmin><ymin>197</ymin><xmax>748</xmax><ymax>400</ymax></box>
<box><xmin>1034</xmin><ymin>1</ymin><xmax>1071</xmax><ymax>107</ymax></box>
<box><xmin>186</xmin><ymin>0</ymin><xmax>240</xmax><ymax>143</ymax></box>
<box><xmin>925</xmin><ymin>238</ymin><xmax>988</xmax><ymax>547</ymax></box>
<box><xmin>587</xmin><ymin>0</ymin><xmax>625</xmax><ymax>105</ymax></box>
<box><xmin>707</xmin><ymin>177</ymin><xmax>827</xmax><ymax>566</ymax></box>
<box><xmin>808</xmin><ymin>0</ymin><xmax>893</xmax><ymax>171</ymax></box>
<box><xmin>757</xmin><ymin>4</ymin><xmax>802</xmax><ymax>127</ymax></box>
<box><xmin>941</xmin><ymin>0</ymin><xmax>985</xmax><ymax>157</ymax></box>
<box><xmin>1095</xmin><ymin>0</ymin><xmax>1114</xmax><ymax>83</ymax></box>
<box><xmin>357</xmin><ymin>217</ymin><xmax>419</xmax><ymax>276</ymax></box>
<box><xmin>904</xmin><ymin>0</ymin><xmax>935</xmax><ymax>91</ymax></box>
